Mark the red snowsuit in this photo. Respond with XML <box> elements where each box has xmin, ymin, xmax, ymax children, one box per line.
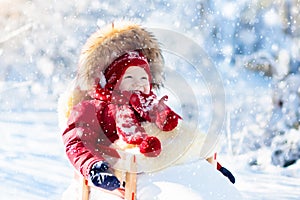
<box><xmin>62</xmin><ymin>85</ymin><xmax>181</xmax><ymax>179</ymax></box>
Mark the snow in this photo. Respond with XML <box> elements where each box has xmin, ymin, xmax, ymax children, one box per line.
<box><xmin>1</xmin><ymin>0</ymin><xmax>300</xmax><ymax>199</ymax></box>
<box><xmin>0</xmin><ymin>110</ymin><xmax>72</xmax><ymax>199</ymax></box>
<box><xmin>63</xmin><ymin>160</ymin><xmax>242</xmax><ymax>200</ymax></box>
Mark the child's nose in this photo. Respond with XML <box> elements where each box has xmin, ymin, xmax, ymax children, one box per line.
<box><xmin>134</xmin><ymin>79</ymin><xmax>144</xmax><ymax>86</ymax></box>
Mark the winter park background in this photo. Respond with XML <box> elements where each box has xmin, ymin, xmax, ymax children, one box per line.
<box><xmin>1</xmin><ymin>0</ymin><xmax>300</xmax><ymax>199</ymax></box>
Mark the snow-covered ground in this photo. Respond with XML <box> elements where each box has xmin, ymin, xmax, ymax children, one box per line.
<box><xmin>1</xmin><ymin>0</ymin><xmax>300</xmax><ymax>199</ymax></box>
<box><xmin>0</xmin><ymin>110</ymin><xmax>72</xmax><ymax>199</ymax></box>
<box><xmin>233</xmin><ymin>156</ymin><xmax>300</xmax><ymax>200</ymax></box>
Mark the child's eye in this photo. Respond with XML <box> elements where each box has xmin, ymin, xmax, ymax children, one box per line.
<box><xmin>124</xmin><ymin>75</ymin><xmax>133</xmax><ymax>79</ymax></box>
<box><xmin>141</xmin><ymin>77</ymin><xmax>148</xmax><ymax>80</ymax></box>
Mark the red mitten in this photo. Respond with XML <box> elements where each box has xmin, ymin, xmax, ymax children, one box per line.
<box><xmin>139</xmin><ymin>136</ymin><xmax>161</xmax><ymax>157</ymax></box>
<box><xmin>115</xmin><ymin>104</ymin><xmax>147</xmax><ymax>145</ymax></box>
<box><xmin>129</xmin><ymin>91</ymin><xmax>156</xmax><ymax>122</ymax></box>
<box><xmin>155</xmin><ymin>96</ymin><xmax>182</xmax><ymax>131</ymax></box>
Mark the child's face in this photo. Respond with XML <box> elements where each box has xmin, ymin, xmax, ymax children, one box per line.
<box><xmin>118</xmin><ymin>66</ymin><xmax>150</xmax><ymax>94</ymax></box>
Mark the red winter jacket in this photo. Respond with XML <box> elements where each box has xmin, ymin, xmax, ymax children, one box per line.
<box><xmin>62</xmin><ymin>89</ymin><xmax>181</xmax><ymax>179</ymax></box>
<box><xmin>62</xmin><ymin>99</ymin><xmax>116</xmax><ymax>178</ymax></box>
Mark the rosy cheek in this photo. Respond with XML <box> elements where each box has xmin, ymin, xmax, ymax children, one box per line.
<box><xmin>144</xmin><ymin>86</ymin><xmax>150</xmax><ymax>94</ymax></box>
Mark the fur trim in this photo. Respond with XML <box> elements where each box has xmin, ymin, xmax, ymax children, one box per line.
<box><xmin>77</xmin><ymin>21</ymin><xmax>164</xmax><ymax>91</ymax></box>
<box><xmin>58</xmin><ymin>21</ymin><xmax>165</xmax><ymax>128</ymax></box>
<box><xmin>57</xmin><ymin>79</ymin><xmax>86</xmax><ymax>129</ymax></box>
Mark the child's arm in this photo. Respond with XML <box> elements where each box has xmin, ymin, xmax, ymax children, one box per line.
<box><xmin>129</xmin><ymin>91</ymin><xmax>182</xmax><ymax>131</ymax></box>
<box><xmin>62</xmin><ymin>100</ymin><xmax>110</xmax><ymax>179</ymax></box>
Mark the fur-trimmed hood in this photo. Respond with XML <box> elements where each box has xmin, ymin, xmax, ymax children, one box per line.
<box><xmin>76</xmin><ymin>21</ymin><xmax>165</xmax><ymax>91</ymax></box>
<box><xmin>58</xmin><ymin>21</ymin><xmax>165</xmax><ymax>129</ymax></box>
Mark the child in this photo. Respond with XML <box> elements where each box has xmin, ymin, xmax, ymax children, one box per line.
<box><xmin>60</xmin><ymin>21</ymin><xmax>239</xmax><ymax>199</ymax></box>
<box><xmin>90</xmin><ymin>50</ymin><xmax>181</xmax><ymax>157</ymax></box>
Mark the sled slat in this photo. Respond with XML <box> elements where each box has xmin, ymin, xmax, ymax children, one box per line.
<box><xmin>82</xmin><ymin>178</ymin><xmax>90</xmax><ymax>200</ymax></box>
<box><xmin>125</xmin><ymin>155</ymin><xmax>137</xmax><ymax>200</ymax></box>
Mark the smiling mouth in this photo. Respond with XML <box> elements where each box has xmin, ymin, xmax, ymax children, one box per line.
<box><xmin>132</xmin><ymin>86</ymin><xmax>144</xmax><ymax>91</ymax></box>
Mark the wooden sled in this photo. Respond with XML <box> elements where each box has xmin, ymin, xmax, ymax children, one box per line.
<box><xmin>76</xmin><ymin>155</ymin><xmax>137</xmax><ymax>200</ymax></box>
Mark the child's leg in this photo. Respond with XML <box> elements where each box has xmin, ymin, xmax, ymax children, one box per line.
<box><xmin>206</xmin><ymin>153</ymin><xmax>235</xmax><ymax>184</ymax></box>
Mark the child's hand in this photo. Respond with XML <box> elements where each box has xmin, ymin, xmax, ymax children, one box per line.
<box><xmin>129</xmin><ymin>90</ymin><xmax>156</xmax><ymax>121</ymax></box>
<box><xmin>89</xmin><ymin>161</ymin><xmax>121</xmax><ymax>191</ymax></box>
<box><xmin>155</xmin><ymin>96</ymin><xmax>182</xmax><ymax>131</ymax></box>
